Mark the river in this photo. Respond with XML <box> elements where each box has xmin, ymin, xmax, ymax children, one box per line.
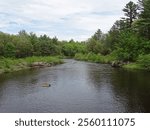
<box><xmin>0</xmin><ymin>59</ymin><xmax>150</xmax><ymax>113</ymax></box>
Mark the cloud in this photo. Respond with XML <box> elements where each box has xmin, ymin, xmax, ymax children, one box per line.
<box><xmin>0</xmin><ymin>0</ymin><xmax>138</xmax><ymax>41</ymax></box>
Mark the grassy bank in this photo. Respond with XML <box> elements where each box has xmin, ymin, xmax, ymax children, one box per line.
<box><xmin>0</xmin><ymin>56</ymin><xmax>63</xmax><ymax>74</ymax></box>
<box><xmin>123</xmin><ymin>63</ymin><xmax>144</xmax><ymax>70</ymax></box>
<box><xmin>74</xmin><ymin>53</ymin><xmax>117</xmax><ymax>64</ymax></box>
<box><xmin>74</xmin><ymin>53</ymin><xmax>150</xmax><ymax>71</ymax></box>
<box><xmin>123</xmin><ymin>54</ymin><xmax>150</xmax><ymax>71</ymax></box>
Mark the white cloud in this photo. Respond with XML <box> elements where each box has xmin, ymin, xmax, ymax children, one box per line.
<box><xmin>0</xmin><ymin>0</ymin><xmax>138</xmax><ymax>41</ymax></box>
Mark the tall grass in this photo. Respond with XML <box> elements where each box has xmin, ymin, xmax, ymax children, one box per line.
<box><xmin>0</xmin><ymin>56</ymin><xmax>63</xmax><ymax>74</ymax></box>
<box><xmin>123</xmin><ymin>54</ymin><xmax>150</xmax><ymax>70</ymax></box>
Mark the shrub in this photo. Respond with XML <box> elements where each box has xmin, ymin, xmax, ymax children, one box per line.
<box><xmin>137</xmin><ymin>54</ymin><xmax>150</xmax><ymax>70</ymax></box>
<box><xmin>62</xmin><ymin>43</ymin><xmax>86</xmax><ymax>57</ymax></box>
<box><xmin>115</xmin><ymin>31</ymin><xmax>143</xmax><ymax>61</ymax></box>
<box><xmin>74</xmin><ymin>53</ymin><xmax>116</xmax><ymax>64</ymax></box>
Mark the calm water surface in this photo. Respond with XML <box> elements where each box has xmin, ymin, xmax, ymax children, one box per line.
<box><xmin>0</xmin><ymin>59</ymin><xmax>150</xmax><ymax>113</ymax></box>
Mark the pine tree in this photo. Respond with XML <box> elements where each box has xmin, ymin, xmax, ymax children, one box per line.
<box><xmin>122</xmin><ymin>1</ymin><xmax>139</xmax><ymax>28</ymax></box>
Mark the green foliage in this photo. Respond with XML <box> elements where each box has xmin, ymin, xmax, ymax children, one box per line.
<box><xmin>24</xmin><ymin>56</ymin><xmax>62</xmax><ymax>65</ymax></box>
<box><xmin>139</xmin><ymin>0</ymin><xmax>150</xmax><ymax>19</ymax></box>
<box><xmin>75</xmin><ymin>53</ymin><xmax>101</xmax><ymax>62</ymax></box>
<box><xmin>75</xmin><ymin>53</ymin><xmax>116</xmax><ymax>64</ymax></box>
<box><xmin>0</xmin><ymin>31</ymin><xmax>76</xmax><ymax>58</ymax></box>
<box><xmin>0</xmin><ymin>56</ymin><xmax>63</xmax><ymax>74</ymax></box>
<box><xmin>14</xmin><ymin>36</ymin><xmax>33</xmax><ymax>58</ymax></box>
<box><xmin>135</xmin><ymin>0</ymin><xmax>150</xmax><ymax>39</ymax></box>
<box><xmin>140</xmin><ymin>40</ymin><xmax>150</xmax><ymax>54</ymax></box>
<box><xmin>4</xmin><ymin>42</ymin><xmax>16</xmax><ymax>57</ymax></box>
<box><xmin>86</xmin><ymin>38</ymin><xmax>102</xmax><ymax>54</ymax></box>
<box><xmin>0</xmin><ymin>43</ymin><xmax>4</xmax><ymax>56</ymax></box>
<box><xmin>137</xmin><ymin>54</ymin><xmax>150</xmax><ymax>70</ymax></box>
<box><xmin>135</xmin><ymin>18</ymin><xmax>150</xmax><ymax>39</ymax></box>
<box><xmin>123</xmin><ymin>63</ymin><xmax>143</xmax><ymax>70</ymax></box>
<box><xmin>86</xmin><ymin>29</ymin><xmax>110</xmax><ymax>55</ymax></box>
<box><xmin>91</xmin><ymin>29</ymin><xmax>103</xmax><ymax>41</ymax></box>
<box><xmin>115</xmin><ymin>31</ymin><xmax>142</xmax><ymax>61</ymax></box>
<box><xmin>0</xmin><ymin>0</ymin><xmax>150</xmax><ymax>71</ymax></box>
<box><xmin>105</xmin><ymin>29</ymin><xmax>120</xmax><ymax>51</ymax></box>
<box><xmin>36</xmin><ymin>35</ymin><xmax>61</xmax><ymax>56</ymax></box>
<box><xmin>122</xmin><ymin>1</ymin><xmax>138</xmax><ymax>28</ymax></box>
<box><xmin>104</xmin><ymin>0</ymin><xmax>150</xmax><ymax>65</ymax></box>
<box><xmin>62</xmin><ymin>42</ymin><xmax>87</xmax><ymax>57</ymax></box>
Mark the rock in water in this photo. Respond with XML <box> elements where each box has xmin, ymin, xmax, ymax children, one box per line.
<box><xmin>30</xmin><ymin>62</ymin><xmax>51</xmax><ymax>67</ymax></box>
<box><xmin>42</xmin><ymin>83</ymin><xmax>51</xmax><ymax>87</ymax></box>
<box><xmin>111</xmin><ymin>61</ymin><xmax>123</xmax><ymax>68</ymax></box>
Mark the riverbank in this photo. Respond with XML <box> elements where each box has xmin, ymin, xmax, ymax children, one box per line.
<box><xmin>0</xmin><ymin>56</ymin><xmax>63</xmax><ymax>74</ymax></box>
<box><xmin>74</xmin><ymin>53</ymin><xmax>116</xmax><ymax>64</ymax></box>
<box><xmin>74</xmin><ymin>53</ymin><xmax>150</xmax><ymax>71</ymax></box>
<box><xmin>122</xmin><ymin>63</ymin><xmax>144</xmax><ymax>70</ymax></box>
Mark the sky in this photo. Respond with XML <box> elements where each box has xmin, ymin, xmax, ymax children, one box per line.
<box><xmin>0</xmin><ymin>0</ymin><xmax>138</xmax><ymax>41</ymax></box>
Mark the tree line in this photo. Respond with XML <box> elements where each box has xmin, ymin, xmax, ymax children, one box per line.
<box><xmin>0</xmin><ymin>0</ymin><xmax>150</xmax><ymax>66</ymax></box>
<box><xmin>86</xmin><ymin>0</ymin><xmax>150</xmax><ymax>62</ymax></box>
<box><xmin>0</xmin><ymin>30</ymin><xmax>86</xmax><ymax>58</ymax></box>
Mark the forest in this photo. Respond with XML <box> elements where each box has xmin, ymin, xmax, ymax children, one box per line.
<box><xmin>0</xmin><ymin>0</ymin><xmax>150</xmax><ymax>73</ymax></box>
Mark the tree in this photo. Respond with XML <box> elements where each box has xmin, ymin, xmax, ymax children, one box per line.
<box><xmin>136</xmin><ymin>0</ymin><xmax>150</xmax><ymax>39</ymax></box>
<box><xmin>104</xmin><ymin>20</ymin><xmax>126</xmax><ymax>51</ymax></box>
<box><xmin>92</xmin><ymin>29</ymin><xmax>103</xmax><ymax>41</ymax></box>
<box><xmin>105</xmin><ymin>30</ymin><xmax>119</xmax><ymax>50</ymax></box>
<box><xmin>122</xmin><ymin>1</ymin><xmax>139</xmax><ymax>28</ymax></box>
<box><xmin>86</xmin><ymin>38</ymin><xmax>102</xmax><ymax>54</ymax></box>
<box><xmin>18</xmin><ymin>30</ymin><xmax>28</xmax><ymax>37</ymax></box>
<box><xmin>4</xmin><ymin>42</ymin><xmax>16</xmax><ymax>57</ymax></box>
<box><xmin>52</xmin><ymin>36</ymin><xmax>58</xmax><ymax>45</ymax></box>
<box><xmin>138</xmin><ymin>0</ymin><xmax>150</xmax><ymax>18</ymax></box>
<box><xmin>0</xmin><ymin>43</ymin><xmax>4</xmax><ymax>56</ymax></box>
<box><xmin>115</xmin><ymin>30</ymin><xmax>143</xmax><ymax>61</ymax></box>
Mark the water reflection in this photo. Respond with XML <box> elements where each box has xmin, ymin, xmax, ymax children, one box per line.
<box><xmin>0</xmin><ymin>60</ymin><xmax>150</xmax><ymax>112</ymax></box>
<box><xmin>110</xmin><ymin>69</ymin><xmax>150</xmax><ymax>112</ymax></box>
